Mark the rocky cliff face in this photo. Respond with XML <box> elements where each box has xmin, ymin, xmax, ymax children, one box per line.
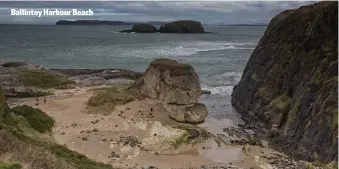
<box><xmin>132</xmin><ymin>59</ymin><xmax>208</xmax><ymax>123</ymax></box>
<box><xmin>232</xmin><ymin>2</ymin><xmax>338</xmax><ymax>162</ymax></box>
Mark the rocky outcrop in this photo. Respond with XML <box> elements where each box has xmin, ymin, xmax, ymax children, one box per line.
<box><xmin>120</xmin><ymin>24</ymin><xmax>157</xmax><ymax>33</ymax></box>
<box><xmin>158</xmin><ymin>20</ymin><xmax>204</xmax><ymax>33</ymax></box>
<box><xmin>0</xmin><ymin>62</ymin><xmax>142</xmax><ymax>97</ymax></box>
<box><xmin>131</xmin><ymin>59</ymin><xmax>207</xmax><ymax>123</ymax></box>
<box><xmin>231</xmin><ymin>2</ymin><xmax>337</xmax><ymax>163</ymax></box>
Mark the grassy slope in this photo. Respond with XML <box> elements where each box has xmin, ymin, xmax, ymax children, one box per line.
<box><xmin>0</xmin><ymin>87</ymin><xmax>114</xmax><ymax>169</ymax></box>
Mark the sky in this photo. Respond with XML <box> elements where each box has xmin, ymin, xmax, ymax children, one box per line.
<box><xmin>0</xmin><ymin>1</ymin><xmax>318</xmax><ymax>25</ymax></box>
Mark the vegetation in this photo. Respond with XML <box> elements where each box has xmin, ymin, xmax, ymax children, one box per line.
<box><xmin>171</xmin><ymin>125</ymin><xmax>210</xmax><ymax>149</ymax></box>
<box><xmin>251</xmin><ymin>73</ymin><xmax>257</xmax><ymax>81</ymax></box>
<box><xmin>18</xmin><ymin>70</ymin><xmax>75</xmax><ymax>89</ymax></box>
<box><xmin>14</xmin><ymin>91</ymin><xmax>53</xmax><ymax>98</ymax></box>
<box><xmin>171</xmin><ymin>131</ymin><xmax>190</xmax><ymax>149</ymax></box>
<box><xmin>0</xmin><ymin>87</ymin><xmax>113</xmax><ymax>169</ymax></box>
<box><xmin>87</xmin><ymin>86</ymin><xmax>135</xmax><ymax>115</ymax></box>
<box><xmin>269</xmin><ymin>93</ymin><xmax>292</xmax><ymax>112</ymax></box>
<box><xmin>0</xmin><ymin>162</ymin><xmax>22</xmax><ymax>169</ymax></box>
<box><xmin>258</xmin><ymin>87</ymin><xmax>266</xmax><ymax>97</ymax></box>
<box><xmin>11</xmin><ymin>105</ymin><xmax>54</xmax><ymax>133</ymax></box>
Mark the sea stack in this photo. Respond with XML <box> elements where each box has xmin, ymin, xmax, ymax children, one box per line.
<box><xmin>120</xmin><ymin>24</ymin><xmax>158</xmax><ymax>33</ymax></box>
<box><xmin>131</xmin><ymin>59</ymin><xmax>208</xmax><ymax>123</ymax></box>
<box><xmin>231</xmin><ymin>1</ymin><xmax>338</xmax><ymax>162</ymax></box>
<box><xmin>158</xmin><ymin>20</ymin><xmax>205</xmax><ymax>33</ymax></box>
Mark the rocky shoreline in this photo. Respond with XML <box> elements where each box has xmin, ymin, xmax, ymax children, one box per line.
<box><xmin>1</xmin><ymin>59</ymin><xmax>331</xmax><ymax>169</ymax></box>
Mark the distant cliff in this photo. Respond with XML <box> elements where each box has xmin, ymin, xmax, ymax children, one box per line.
<box><xmin>55</xmin><ymin>20</ymin><xmax>168</xmax><ymax>26</ymax></box>
<box><xmin>232</xmin><ymin>1</ymin><xmax>338</xmax><ymax>163</ymax></box>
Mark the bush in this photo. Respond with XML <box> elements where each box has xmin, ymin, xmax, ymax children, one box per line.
<box><xmin>11</xmin><ymin>105</ymin><xmax>54</xmax><ymax>133</ymax></box>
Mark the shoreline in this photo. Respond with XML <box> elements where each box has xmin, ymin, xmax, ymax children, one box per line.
<box><xmin>1</xmin><ymin>62</ymin><xmax>320</xmax><ymax>169</ymax></box>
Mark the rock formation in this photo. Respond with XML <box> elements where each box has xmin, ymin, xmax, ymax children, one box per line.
<box><xmin>120</xmin><ymin>24</ymin><xmax>157</xmax><ymax>33</ymax></box>
<box><xmin>131</xmin><ymin>59</ymin><xmax>208</xmax><ymax>123</ymax></box>
<box><xmin>231</xmin><ymin>1</ymin><xmax>338</xmax><ymax>163</ymax></box>
<box><xmin>158</xmin><ymin>20</ymin><xmax>205</xmax><ymax>33</ymax></box>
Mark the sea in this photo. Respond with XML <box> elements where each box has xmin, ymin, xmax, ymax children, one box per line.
<box><xmin>0</xmin><ymin>24</ymin><xmax>266</xmax><ymax>134</ymax></box>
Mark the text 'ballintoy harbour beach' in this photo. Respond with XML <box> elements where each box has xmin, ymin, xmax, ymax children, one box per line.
<box><xmin>11</xmin><ymin>9</ymin><xmax>94</xmax><ymax>17</ymax></box>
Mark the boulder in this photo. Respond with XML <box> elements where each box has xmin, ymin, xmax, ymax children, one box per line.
<box><xmin>131</xmin><ymin>59</ymin><xmax>207</xmax><ymax>123</ymax></box>
<box><xmin>164</xmin><ymin>103</ymin><xmax>207</xmax><ymax>123</ymax></box>
<box><xmin>121</xmin><ymin>24</ymin><xmax>157</xmax><ymax>33</ymax></box>
<box><xmin>158</xmin><ymin>20</ymin><xmax>204</xmax><ymax>33</ymax></box>
<box><xmin>134</xmin><ymin>59</ymin><xmax>202</xmax><ymax>104</ymax></box>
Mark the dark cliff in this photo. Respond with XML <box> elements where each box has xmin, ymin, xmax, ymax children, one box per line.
<box><xmin>232</xmin><ymin>1</ymin><xmax>338</xmax><ymax>163</ymax></box>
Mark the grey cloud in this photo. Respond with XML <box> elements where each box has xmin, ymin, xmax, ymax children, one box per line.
<box><xmin>0</xmin><ymin>1</ymin><xmax>318</xmax><ymax>25</ymax></box>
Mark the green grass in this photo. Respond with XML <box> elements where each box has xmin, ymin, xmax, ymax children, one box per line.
<box><xmin>171</xmin><ymin>131</ymin><xmax>191</xmax><ymax>149</ymax></box>
<box><xmin>11</xmin><ymin>105</ymin><xmax>54</xmax><ymax>133</ymax></box>
<box><xmin>18</xmin><ymin>70</ymin><xmax>75</xmax><ymax>89</ymax></box>
<box><xmin>258</xmin><ymin>87</ymin><xmax>266</xmax><ymax>97</ymax></box>
<box><xmin>171</xmin><ymin>125</ymin><xmax>210</xmax><ymax>149</ymax></box>
<box><xmin>87</xmin><ymin>86</ymin><xmax>135</xmax><ymax>115</ymax></box>
<box><xmin>269</xmin><ymin>93</ymin><xmax>292</xmax><ymax>112</ymax></box>
<box><xmin>48</xmin><ymin>144</ymin><xmax>112</xmax><ymax>169</ymax></box>
<box><xmin>0</xmin><ymin>87</ymin><xmax>113</xmax><ymax>169</ymax></box>
<box><xmin>252</xmin><ymin>73</ymin><xmax>257</xmax><ymax>81</ymax></box>
<box><xmin>0</xmin><ymin>162</ymin><xmax>22</xmax><ymax>169</ymax></box>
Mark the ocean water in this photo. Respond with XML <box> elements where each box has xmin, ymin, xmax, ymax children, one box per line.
<box><xmin>0</xmin><ymin>24</ymin><xmax>266</xmax><ymax>131</ymax></box>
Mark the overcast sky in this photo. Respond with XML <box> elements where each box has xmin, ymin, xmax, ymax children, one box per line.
<box><xmin>0</xmin><ymin>1</ymin><xmax>317</xmax><ymax>25</ymax></box>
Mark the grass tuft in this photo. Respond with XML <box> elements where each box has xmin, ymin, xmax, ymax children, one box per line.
<box><xmin>86</xmin><ymin>86</ymin><xmax>135</xmax><ymax>115</ymax></box>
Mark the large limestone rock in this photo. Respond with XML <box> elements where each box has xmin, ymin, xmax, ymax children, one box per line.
<box><xmin>132</xmin><ymin>59</ymin><xmax>207</xmax><ymax>123</ymax></box>
<box><xmin>231</xmin><ymin>2</ymin><xmax>337</xmax><ymax>163</ymax></box>
<box><xmin>158</xmin><ymin>20</ymin><xmax>204</xmax><ymax>33</ymax></box>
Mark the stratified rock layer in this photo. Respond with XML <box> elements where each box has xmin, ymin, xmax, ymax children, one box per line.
<box><xmin>231</xmin><ymin>2</ymin><xmax>337</xmax><ymax>162</ymax></box>
<box><xmin>132</xmin><ymin>59</ymin><xmax>207</xmax><ymax>123</ymax></box>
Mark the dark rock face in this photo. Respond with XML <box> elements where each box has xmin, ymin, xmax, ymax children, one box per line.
<box><xmin>121</xmin><ymin>24</ymin><xmax>157</xmax><ymax>33</ymax></box>
<box><xmin>131</xmin><ymin>59</ymin><xmax>208</xmax><ymax>123</ymax></box>
<box><xmin>158</xmin><ymin>20</ymin><xmax>204</xmax><ymax>33</ymax></box>
<box><xmin>231</xmin><ymin>2</ymin><xmax>338</xmax><ymax>163</ymax></box>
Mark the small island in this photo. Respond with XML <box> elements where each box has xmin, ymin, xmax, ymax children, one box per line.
<box><xmin>121</xmin><ymin>20</ymin><xmax>209</xmax><ymax>33</ymax></box>
<box><xmin>55</xmin><ymin>20</ymin><xmax>167</xmax><ymax>26</ymax></box>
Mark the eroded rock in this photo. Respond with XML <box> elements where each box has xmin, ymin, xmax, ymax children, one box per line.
<box><xmin>131</xmin><ymin>59</ymin><xmax>208</xmax><ymax>123</ymax></box>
